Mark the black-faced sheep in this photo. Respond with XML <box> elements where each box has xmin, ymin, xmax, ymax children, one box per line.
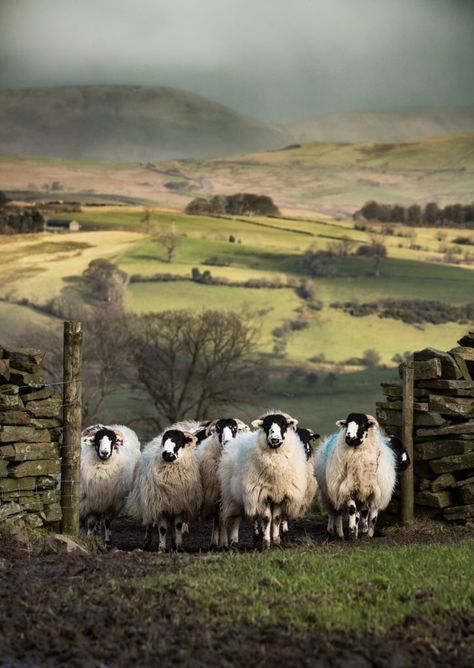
<box><xmin>218</xmin><ymin>411</ymin><xmax>307</xmax><ymax>548</ymax></box>
<box><xmin>126</xmin><ymin>427</ymin><xmax>203</xmax><ymax>552</ymax></box>
<box><xmin>276</xmin><ymin>427</ymin><xmax>320</xmax><ymax>541</ymax></box>
<box><xmin>80</xmin><ymin>424</ymin><xmax>141</xmax><ymax>545</ymax></box>
<box><xmin>196</xmin><ymin>417</ymin><xmax>250</xmax><ymax>547</ymax></box>
<box><xmin>314</xmin><ymin>413</ymin><xmax>396</xmax><ymax>539</ymax></box>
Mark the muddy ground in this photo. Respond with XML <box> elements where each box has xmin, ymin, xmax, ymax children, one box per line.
<box><xmin>0</xmin><ymin>518</ymin><xmax>473</xmax><ymax>668</ymax></box>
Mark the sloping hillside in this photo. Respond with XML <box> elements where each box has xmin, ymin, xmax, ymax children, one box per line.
<box><xmin>283</xmin><ymin>108</ymin><xmax>474</xmax><ymax>143</ymax></box>
<box><xmin>1</xmin><ymin>134</ymin><xmax>473</xmax><ymax>217</ymax></box>
<box><xmin>0</xmin><ymin>85</ymin><xmax>285</xmax><ymax>160</ymax></box>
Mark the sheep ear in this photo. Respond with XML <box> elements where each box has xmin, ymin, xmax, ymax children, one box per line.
<box><xmin>109</xmin><ymin>428</ymin><xmax>124</xmax><ymax>447</ymax></box>
<box><xmin>367</xmin><ymin>415</ymin><xmax>379</xmax><ymax>429</ymax></box>
<box><xmin>336</xmin><ymin>420</ymin><xmax>347</xmax><ymax>429</ymax></box>
<box><xmin>251</xmin><ymin>419</ymin><xmax>263</xmax><ymax>429</ymax></box>
<box><xmin>287</xmin><ymin>418</ymin><xmax>298</xmax><ymax>431</ymax></box>
<box><xmin>205</xmin><ymin>420</ymin><xmax>218</xmax><ymax>436</ymax></box>
<box><xmin>81</xmin><ymin>424</ymin><xmax>104</xmax><ymax>445</ymax></box>
<box><xmin>236</xmin><ymin>419</ymin><xmax>250</xmax><ymax>432</ymax></box>
<box><xmin>183</xmin><ymin>432</ymin><xmax>197</xmax><ymax>447</ymax></box>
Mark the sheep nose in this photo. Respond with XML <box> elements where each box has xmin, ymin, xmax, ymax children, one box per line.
<box><xmin>346</xmin><ymin>437</ymin><xmax>361</xmax><ymax>447</ymax></box>
<box><xmin>162</xmin><ymin>451</ymin><xmax>176</xmax><ymax>462</ymax></box>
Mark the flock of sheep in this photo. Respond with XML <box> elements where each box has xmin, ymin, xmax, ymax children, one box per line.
<box><xmin>80</xmin><ymin>411</ymin><xmax>409</xmax><ymax>550</ymax></box>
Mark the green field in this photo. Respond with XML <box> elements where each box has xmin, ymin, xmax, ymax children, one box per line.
<box><xmin>146</xmin><ymin>539</ymin><xmax>474</xmax><ymax>633</ymax></box>
<box><xmin>1</xmin><ymin>206</ymin><xmax>472</xmax><ymax>435</ymax></box>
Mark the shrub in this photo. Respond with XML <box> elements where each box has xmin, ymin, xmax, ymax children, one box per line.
<box><xmin>362</xmin><ymin>349</ymin><xmax>381</xmax><ymax>368</ymax></box>
<box><xmin>185</xmin><ymin>193</ymin><xmax>280</xmax><ymax>217</ymax></box>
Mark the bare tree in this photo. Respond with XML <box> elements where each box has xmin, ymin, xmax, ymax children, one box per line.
<box><xmin>156</xmin><ymin>225</ymin><xmax>182</xmax><ymax>263</ymax></box>
<box><xmin>129</xmin><ymin>310</ymin><xmax>266</xmax><ymax>430</ymax></box>
<box><xmin>24</xmin><ymin>300</ymin><xmax>134</xmax><ymax>422</ymax></box>
<box><xmin>356</xmin><ymin>235</ymin><xmax>387</xmax><ymax>277</ymax></box>
<box><xmin>141</xmin><ymin>208</ymin><xmax>154</xmax><ymax>234</ymax></box>
<box><xmin>329</xmin><ymin>235</ymin><xmax>356</xmax><ymax>257</ymax></box>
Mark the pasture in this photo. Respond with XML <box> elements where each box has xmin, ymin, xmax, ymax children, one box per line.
<box><xmin>1</xmin><ymin>206</ymin><xmax>472</xmax><ymax>434</ymax></box>
<box><xmin>2</xmin><ymin>132</ymin><xmax>474</xmax><ymax>217</ymax></box>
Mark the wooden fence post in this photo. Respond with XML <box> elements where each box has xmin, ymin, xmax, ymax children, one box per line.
<box><xmin>400</xmin><ymin>362</ymin><xmax>414</xmax><ymax>524</ymax></box>
<box><xmin>61</xmin><ymin>320</ymin><xmax>83</xmax><ymax>535</ymax></box>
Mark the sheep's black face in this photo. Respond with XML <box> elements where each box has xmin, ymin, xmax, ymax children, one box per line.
<box><xmin>296</xmin><ymin>427</ymin><xmax>320</xmax><ymax>460</ymax></box>
<box><xmin>388</xmin><ymin>436</ymin><xmax>411</xmax><ymax>470</ymax></box>
<box><xmin>94</xmin><ymin>428</ymin><xmax>118</xmax><ymax>461</ymax></box>
<box><xmin>338</xmin><ymin>413</ymin><xmax>373</xmax><ymax>448</ymax></box>
<box><xmin>161</xmin><ymin>429</ymin><xmax>195</xmax><ymax>463</ymax></box>
<box><xmin>215</xmin><ymin>419</ymin><xmax>240</xmax><ymax>446</ymax></box>
<box><xmin>262</xmin><ymin>414</ymin><xmax>291</xmax><ymax>449</ymax></box>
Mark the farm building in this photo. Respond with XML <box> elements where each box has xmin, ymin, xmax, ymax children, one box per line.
<box><xmin>46</xmin><ymin>218</ymin><xmax>81</xmax><ymax>232</ymax></box>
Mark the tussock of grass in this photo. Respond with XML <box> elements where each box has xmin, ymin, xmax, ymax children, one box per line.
<box><xmin>145</xmin><ymin>541</ymin><xmax>474</xmax><ymax>633</ymax></box>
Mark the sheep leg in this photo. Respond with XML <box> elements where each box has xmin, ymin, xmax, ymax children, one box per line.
<box><xmin>271</xmin><ymin>503</ymin><xmax>282</xmax><ymax>546</ymax></box>
<box><xmin>281</xmin><ymin>519</ymin><xmax>289</xmax><ymax>543</ymax></box>
<box><xmin>327</xmin><ymin>513</ymin><xmax>335</xmax><ymax>536</ymax></box>
<box><xmin>359</xmin><ymin>506</ymin><xmax>369</xmax><ymax>535</ymax></box>
<box><xmin>253</xmin><ymin>520</ymin><xmax>262</xmax><ymax>547</ymax></box>
<box><xmin>367</xmin><ymin>508</ymin><xmax>378</xmax><ymax>538</ymax></box>
<box><xmin>229</xmin><ymin>517</ymin><xmax>240</xmax><ymax>548</ymax></box>
<box><xmin>172</xmin><ymin>516</ymin><xmax>183</xmax><ymax>551</ymax></box>
<box><xmin>335</xmin><ymin>512</ymin><xmax>344</xmax><ymax>539</ymax></box>
<box><xmin>158</xmin><ymin>518</ymin><xmax>167</xmax><ymax>552</ymax></box>
<box><xmin>210</xmin><ymin>512</ymin><xmax>220</xmax><ymax>548</ymax></box>
<box><xmin>347</xmin><ymin>500</ymin><xmax>358</xmax><ymax>540</ymax></box>
<box><xmin>261</xmin><ymin>506</ymin><xmax>272</xmax><ymax>549</ymax></box>
<box><xmin>86</xmin><ymin>514</ymin><xmax>99</xmax><ymax>537</ymax></box>
<box><xmin>144</xmin><ymin>524</ymin><xmax>153</xmax><ymax>551</ymax></box>
<box><xmin>104</xmin><ymin>517</ymin><xmax>112</xmax><ymax>547</ymax></box>
<box><xmin>218</xmin><ymin>518</ymin><xmax>228</xmax><ymax>548</ymax></box>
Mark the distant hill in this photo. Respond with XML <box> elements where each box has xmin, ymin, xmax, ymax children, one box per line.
<box><xmin>0</xmin><ymin>85</ymin><xmax>286</xmax><ymax>161</ymax></box>
<box><xmin>282</xmin><ymin>108</ymin><xmax>474</xmax><ymax>144</ymax></box>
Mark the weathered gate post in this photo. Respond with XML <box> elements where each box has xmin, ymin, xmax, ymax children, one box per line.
<box><xmin>61</xmin><ymin>320</ymin><xmax>83</xmax><ymax>535</ymax></box>
<box><xmin>400</xmin><ymin>361</ymin><xmax>414</xmax><ymax>524</ymax></box>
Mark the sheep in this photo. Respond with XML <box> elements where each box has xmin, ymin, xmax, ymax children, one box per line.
<box><xmin>80</xmin><ymin>423</ymin><xmax>141</xmax><ymax>546</ymax></box>
<box><xmin>387</xmin><ymin>435</ymin><xmax>411</xmax><ymax>471</ymax></box>
<box><xmin>314</xmin><ymin>413</ymin><xmax>396</xmax><ymax>540</ymax></box>
<box><xmin>219</xmin><ymin>411</ymin><xmax>308</xmax><ymax>549</ymax></box>
<box><xmin>196</xmin><ymin>417</ymin><xmax>249</xmax><ymax>547</ymax></box>
<box><xmin>276</xmin><ymin>427</ymin><xmax>320</xmax><ymax>541</ymax></box>
<box><xmin>126</xmin><ymin>426</ymin><xmax>203</xmax><ymax>552</ymax></box>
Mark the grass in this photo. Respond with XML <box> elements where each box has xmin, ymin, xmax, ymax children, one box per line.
<box><xmin>143</xmin><ymin>540</ymin><xmax>474</xmax><ymax>633</ymax></box>
<box><xmin>1</xmin><ymin>207</ymin><xmax>473</xmax><ymax>435</ymax></box>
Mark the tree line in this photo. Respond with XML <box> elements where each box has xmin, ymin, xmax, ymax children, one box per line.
<box><xmin>354</xmin><ymin>201</ymin><xmax>474</xmax><ymax>228</ymax></box>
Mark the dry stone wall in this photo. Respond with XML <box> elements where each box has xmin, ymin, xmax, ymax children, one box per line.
<box><xmin>0</xmin><ymin>345</ymin><xmax>62</xmax><ymax>528</ymax></box>
<box><xmin>377</xmin><ymin>331</ymin><xmax>474</xmax><ymax>523</ymax></box>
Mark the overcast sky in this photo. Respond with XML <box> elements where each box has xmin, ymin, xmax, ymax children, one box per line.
<box><xmin>1</xmin><ymin>0</ymin><xmax>473</xmax><ymax>120</ymax></box>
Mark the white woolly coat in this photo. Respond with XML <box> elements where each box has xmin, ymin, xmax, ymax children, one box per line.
<box><xmin>126</xmin><ymin>435</ymin><xmax>203</xmax><ymax>525</ymax></box>
<box><xmin>219</xmin><ymin>428</ymin><xmax>308</xmax><ymax>521</ymax></box>
<box><xmin>300</xmin><ymin>455</ymin><xmax>318</xmax><ymax>516</ymax></box>
<box><xmin>80</xmin><ymin>425</ymin><xmax>141</xmax><ymax>519</ymax></box>
<box><xmin>314</xmin><ymin>427</ymin><xmax>396</xmax><ymax>512</ymax></box>
<box><xmin>196</xmin><ymin>433</ymin><xmax>226</xmax><ymax>518</ymax></box>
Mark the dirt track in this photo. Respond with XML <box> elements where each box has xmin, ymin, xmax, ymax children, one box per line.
<box><xmin>0</xmin><ymin>518</ymin><xmax>473</xmax><ymax>668</ymax></box>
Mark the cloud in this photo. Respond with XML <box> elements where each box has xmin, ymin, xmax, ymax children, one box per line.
<box><xmin>1</xmin><ymin>0</ymin><xmax>473</xmax><ymax>118</ymax></box>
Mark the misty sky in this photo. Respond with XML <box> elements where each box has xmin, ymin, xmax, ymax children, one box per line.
<box><xmin>1</xmin><ymin>0</ymin><xmax>473</xmax><ymax>120</ymax></box>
